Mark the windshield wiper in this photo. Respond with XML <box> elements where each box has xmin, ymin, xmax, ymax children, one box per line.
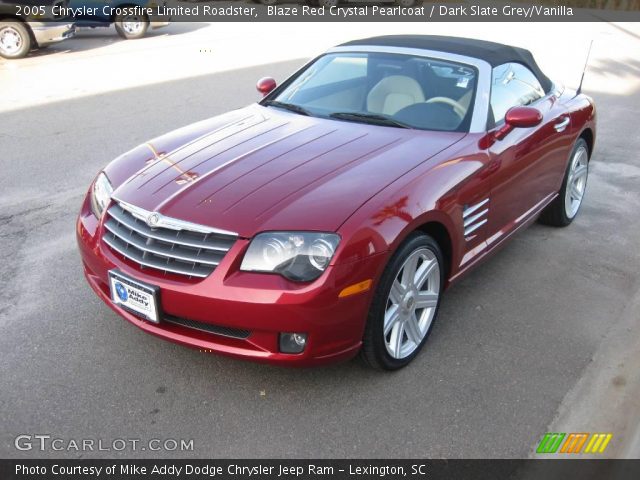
<box><xmin>262</xmin><ymin>100</ymin><xmax>311</xmax><ymax>116</ymax></box>
<box><xmin>329</xmin><ymin>112</ymin><xmax>412</xmax><ymax>129</ymax></box>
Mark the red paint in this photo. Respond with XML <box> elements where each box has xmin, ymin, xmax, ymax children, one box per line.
<box><xmin>256</xmin><ymin>77</ymin><xmax>276</xmax><ymax>96</ymax></box>
<box><xmin>493</xmin><ymin>106</ymin><xmax>543</xmax><ymax>140</ymax></box>
<box><xmin>77</xmin><ymin>63</ymin><xmax>596</xmax><ymax>366</ymax></box>
<box><xmin>505</xmin><ymin>106</ymin><xmax>543</xmax><ymax>128</ymax></box>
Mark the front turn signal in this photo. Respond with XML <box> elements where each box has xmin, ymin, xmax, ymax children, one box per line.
<box><xmin>339</xmin><ymin>279</ymin><xmax>373</xmax><ymax>298</ymax></box>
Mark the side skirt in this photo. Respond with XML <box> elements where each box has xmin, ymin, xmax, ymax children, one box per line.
<box><xmin>448</xmin><ymin>191</ymin><xmax>559</xmax><ymax>285</ymax></box>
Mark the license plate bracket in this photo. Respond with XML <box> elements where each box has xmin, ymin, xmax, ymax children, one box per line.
<box><xmin>108</xmin><ymin>270</ymin><xmax>160</xmax><ymax>324</ymax></box>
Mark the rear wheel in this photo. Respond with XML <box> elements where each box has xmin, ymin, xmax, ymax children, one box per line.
<box><xmin>539</xmin><ymin>138</ymin><xmax>589</xmax><ymax>227</ymax></box>
<box><xmin>114</xmin><ymin>13</ymin><xmax>149</xmax><ymax>39</ymax></box>
<box><xmin>0</xmin><ymin>21</ymin><xmax>31</xmax><ymax>59</ymax></box>
<box><xmin>361</xmin><ymin>232</ymin><xmax>444</xmax><ymax>370</ymax></box>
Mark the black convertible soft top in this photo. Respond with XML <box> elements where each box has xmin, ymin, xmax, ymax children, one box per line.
<box><xmin>339</xmin><ymin>35</ymin><xmax>552</xmax><ymax>93</ymax></box>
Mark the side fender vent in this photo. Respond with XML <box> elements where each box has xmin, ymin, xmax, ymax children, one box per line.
<box><xmin>463</xmin><ymin>198</ymin><xmax>489</xmax><ymax>238</ymax></box>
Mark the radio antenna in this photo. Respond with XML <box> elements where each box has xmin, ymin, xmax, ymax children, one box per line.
<box><xmin>576</xmin><ymin>40</ymin><xmax>593</xmax><ymax>96</ymax></box>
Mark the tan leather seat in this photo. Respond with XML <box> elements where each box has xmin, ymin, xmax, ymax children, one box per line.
<box><xmin>367</xmin><ymin>75</ymin><xmax>425</xmax><ymax>116</ymax></box>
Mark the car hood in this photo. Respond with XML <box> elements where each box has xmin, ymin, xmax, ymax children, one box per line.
<box><xmin>112</xmin><ymin>104</ymin><xmax>466</xmax><ymax>237</ymax></box>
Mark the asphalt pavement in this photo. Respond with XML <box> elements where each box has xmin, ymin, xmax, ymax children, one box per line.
<box><xmin>0</xmin><ymin>22</ymin><xmax>639</xmax><ymax>458</ymax></box>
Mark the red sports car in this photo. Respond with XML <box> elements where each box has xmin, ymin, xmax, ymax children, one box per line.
<box><xmin>77</xmin><ymin>35</ymin><xmax>596</xmax><ymax>369</ymax></box>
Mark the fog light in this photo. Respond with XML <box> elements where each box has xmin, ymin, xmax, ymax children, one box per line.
<box><xmin>279</xmin><ymin>332</ymin><xmax>307</xmax><ymax>354</ymax></box>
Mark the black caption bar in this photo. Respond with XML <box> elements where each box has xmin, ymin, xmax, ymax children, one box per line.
<box><xmin>2</xmin><ymin>460</ymin><xmax>640</xmax><ymax>480</ymax></box>
<box><xmin>14</xmin><ymin>1</ymin><xmax>640</xmax><ymax>22</ymax></box>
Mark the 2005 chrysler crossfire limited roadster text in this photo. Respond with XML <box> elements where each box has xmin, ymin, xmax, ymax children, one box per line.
<box><xmin>77</xmin><ymin>35</ymin><xmax>596</xmax><ymax>369</ymax></box>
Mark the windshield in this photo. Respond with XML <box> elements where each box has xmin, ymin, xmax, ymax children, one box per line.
<box><xmin>264</xmin><ymin>52</ymin><xmax>478</xmax><ymax>132</ymax></box>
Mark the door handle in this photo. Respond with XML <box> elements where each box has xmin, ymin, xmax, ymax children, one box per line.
<box><xmin>554</xmin><ymin>117</ymin><xmax>570</xmax><ymax>132</ymax></box>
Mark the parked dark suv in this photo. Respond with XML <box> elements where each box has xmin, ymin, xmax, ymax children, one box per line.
<box><xmin>0</xmin><ymin>0</ymin><xmax>75</xmax><ymax>58</ymax></box>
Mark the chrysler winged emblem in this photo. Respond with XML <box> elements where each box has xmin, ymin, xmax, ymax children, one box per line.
<box><xmin>146</xmin><ymin>213</ymin><xmax>161</xmax><ymax>228</ymax></box>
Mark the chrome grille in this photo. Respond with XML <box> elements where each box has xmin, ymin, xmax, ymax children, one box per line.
<box><xmin>103</xmin><ymin>202</ymin><xmax>237</xmax><ymax>279</ymax></box>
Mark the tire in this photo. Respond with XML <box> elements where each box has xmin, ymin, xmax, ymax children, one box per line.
<box><xmin>538</xmin><ymin>138</ymin><xmax>590</xmax><ymax>227</ymax></box>
<box><xmin>0</xmin><ymin>21</ymin><xmax>31</xmax><ymax>59</ymax></box>
<box><xmin>361</xmin><ymin>232</ymin><xmax>444</xmax><ymax>370</ymax></box>
<box><xmin>114</xmin><ymin>13</ymin><xmax>149</xmax><ymax>39</ymax></box>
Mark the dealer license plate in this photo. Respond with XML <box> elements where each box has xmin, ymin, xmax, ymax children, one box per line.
<box><xmin>109</xmin><ymin>270</ymin><xmax>160</xmax><ymax>323</ymax></box>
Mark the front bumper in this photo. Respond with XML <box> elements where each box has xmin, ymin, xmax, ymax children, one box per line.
<box><xmin>76</xmin><ymin>198</ymin><xmax>386</xmax><ymax>366</ymax></box>
<box><xmin>29</xmin><ymin>22</ymin><xmax>75</xmax><ymax>47</ymax></box>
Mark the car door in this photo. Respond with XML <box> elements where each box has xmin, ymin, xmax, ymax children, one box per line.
<box><xmin>485</xmin><ymin>63</ymin><xmax>572</xmax><ymax>246</ymax></box>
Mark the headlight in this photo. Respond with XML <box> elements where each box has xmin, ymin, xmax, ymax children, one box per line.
<box><xmin>90</xmin><ymin>172</ymin><xmax>113</xmax><ymax>218</ymax></box>
<box><xmin>240</xmin><ymin>232</ymin><xmax>340</xmax><ymax>282</ymax></box>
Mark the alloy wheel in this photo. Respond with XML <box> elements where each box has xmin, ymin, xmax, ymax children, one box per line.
<box><xmin>384</xmin><ymin>247</ymin><xmax>440</xmax><ymax>359</ymax></box>
<box><xmin>564</xmin><ymin>145</ymin><xmax>589</xmax><ymax>219</ymax></box>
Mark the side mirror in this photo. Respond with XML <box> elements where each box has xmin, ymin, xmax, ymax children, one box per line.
<box><xmin>505</xmin><ymin>106</ymin><xmax>543</xmax><ymax>128</ymax></box>
<box><xmin>494</xmin><ymin>106</ymin><xmax>543</xmax><ymax>141</ymax></box>
<box><xmin>256</xmin><ymin>77</ymin><xmax>276</xmax><ymax>96</ymax></box>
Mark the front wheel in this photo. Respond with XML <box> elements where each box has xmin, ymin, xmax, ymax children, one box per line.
<box><xmin>539</xmin><ymin>138</ymin><xmax>589</xmax><ymax>227</ymax></box>
<box><xmin>0</xmin><ymin>21</ymin><xmax>31</xmax><ymax>59</ymax></box>
<box><xmin>114</xmin><ymin>14</ymin><xmax>149</xmax><ymax>39</ymax></box>
<box><xmin>361</xmin><ymin>232</ymin><xmax>444</xmax><ymax>370</ymax></box>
